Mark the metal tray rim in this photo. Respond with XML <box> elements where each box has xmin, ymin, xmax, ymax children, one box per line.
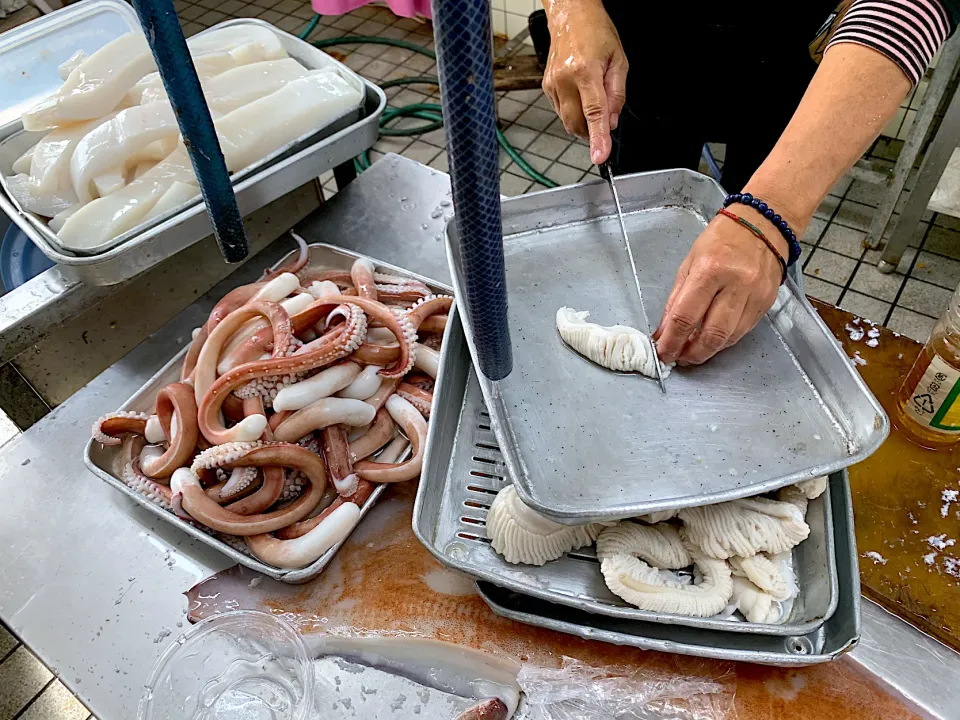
<box><xmin>473</xmin><ymin>473</ymin><xmax>861</xmax><ymax>666</ymax></box>
<box><xmin>445</xmin><ymin>169</ymin><xmax>889</xmax><ymax>523</ymax></box>
<box><xmin>414</xmin><ymin>312</ymin><xmax>840</xmax><ymax>636</ymax></box>
<box><xmin>0</xmin><ymin>17</ymin><xmax>370</xmax><ymax>258</ymax></box>
<box><xmin>83</xmin><ymin>242</ymin><xmax>443</xmax><ymax>583</ymax></box>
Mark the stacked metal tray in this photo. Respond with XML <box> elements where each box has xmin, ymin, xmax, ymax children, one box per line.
<box><xmin>0</xmin><ymin>0</ymin><xmax>385</xmax><ymax>285</ymax></box>
<box><xmin>444</xmin><ymin>169</ymin><xmax>888</xmax><ymax>524</ymax></box>
<box><xmin>85</xmin><ymin>244</ymin><xmax>445</xmax><ymax>583</ymax></box>
<box><xmin>413</xmin><ymin>310</ymin><xmax>861</xmax><ymax>663</ymax></box>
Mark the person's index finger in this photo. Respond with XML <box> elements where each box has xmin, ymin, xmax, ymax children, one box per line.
<box><xmin>655</xmin><ymin>275</ymin><xmax>721</xmax><ymax>364</ymax></box>
<box><xmin>678</xmin><ymin>288</ymin><xmax>747</xmax><ymax>365</ymax></box>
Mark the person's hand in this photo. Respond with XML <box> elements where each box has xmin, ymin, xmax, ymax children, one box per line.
<box><xmin>541</xmin><ymin>0</ymin><xmax>628</xmax><ymax>165</ymax></box>
<box><xmin>654</xmin><ymin>207</ymin><xmax>792</xmax><ymax>366</ymax></box>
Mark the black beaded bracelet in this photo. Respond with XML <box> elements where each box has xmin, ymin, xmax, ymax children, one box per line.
<box><xmin>723</xmin><ymin>193</ymin><xmax>802</xmax><ymax>267</ymax></box>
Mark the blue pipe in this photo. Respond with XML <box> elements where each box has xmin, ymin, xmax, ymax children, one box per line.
<box><xmin>130</xmin><ymin>0</ymin><xmax>249</xmax><ymax>263</ymax></box>
<box><xmin>432</xmin><ymin>0</ymin><xmax>512</xmax><ymax>380</ymax></box>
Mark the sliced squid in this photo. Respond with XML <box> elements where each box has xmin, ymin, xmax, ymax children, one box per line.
<box><xmin>4</xmin><ymin>173</ymin><xmax>78</xmax><ymax>216</ymax></box>
<box><xmin>678</xmin><ymin>497</ymin><xmax>810</xmax><ymax>560</ymax></box>
<box><xmin>11</xmin><ymin>145</ymin><xmax>35</xmax><ymax>175</ymax></box>
<box><xmin>556</xmin><ymin>306</ymin><xmax>672</xmax><ymax>378</ymax></box>
<box><xmin>141</xmin><ymin>180</ymin><xmax>200</xmax><ymax>223</ymax></box>
<box><xmin>485</xmin><ymin>485</ymin><xmax>605</xmax><ymax>566</ymax></box>
<box><xmin>57</xmin><ymin>71</ymin><xmax>362</xmax><ymax>251</ymax></box>
<box><xmin>725</xmin><ymin>576</ymin><xmax>784</xmax><ymax>624</ymax></box>
<box><xmin>599</xmin><ymin>541</ymin><xmax>733</xmax><ymax>617</ymax></box>
<box><xmin>728</xmin><ymin>552</ymin><xmax>797</xmax><ymax>602</ymax></box>
<box><xmin>22</xmin><ymin>33</ymin><xmax>156</xmax><ymax>131</ymax></box>
<box><xmin>795</xmin><ymin>475</ymin><xmax>828</xmax><ymax>500</ymax></box>
<box><xmin>57</xmin><ymin>49</ymin><xmax>88</xmax><ymax>80</ymax></box>
<box><xmin>596</xmin><ymin>521</ymin><xmax>691</xmax><ymax>569</ymax></box>
<box><xmin>92</xmin><ymin>167</ymin><xmax>127</xmax><ymax>198</ymax></box>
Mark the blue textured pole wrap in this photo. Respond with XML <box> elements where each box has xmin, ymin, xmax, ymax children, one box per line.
<box><xmin>432</xmin><ymin>0</ymin><xmax>512</xmax><ymax>380</ymax></box>
<box><xmin>131</xmin><ymin>0</ymin><xmax>249</xmax><ymax>263</ymax></box>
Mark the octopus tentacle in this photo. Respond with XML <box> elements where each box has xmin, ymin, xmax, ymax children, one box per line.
<box><xmin>351</xmin><ymin>258</ymin><xmax>378</xmax><ymax>301</ymax></box>
<box><xmin>141</xmin><ymin>383</ymin><xmax>199</xmax><ymax>479</ymax></box>
<box><xmin>348</xmin><ymin>407</ymin><xmax>397</xmax><ymax>462</ymax></box>
<box><xmin>355</xmin><ymin>395</ymin><xmax>427</xmax><ymax>483</ymax></box>
<box><xmin>224</xmin><ymin>397</ymin><xmax>286</xmax><ymax>515</ymax></box>
<box><xmin>413</xmin><ymin>343</ymin><xmax>440</xmax><ymax>379</ymax></box>
<box><xmin>273</xmin><ymin>397</ymin><xmax>376</xmax><ymax>444</ymax></box>
<box><xmin>351</xmin><ymin>342</ymin><xmax>400</xmax><ymax>366</ymax></box>
<box><xmin>173</xmin><ymin>442</ymin><xmax>327</xmax><ymax>535</ymax></box>
<box><xmin>204</xmin><ymin>282</ymin><xmax>266</xmax><ymax>332</ymax></box>
<box><xmin>396</xmin><ymin>382</ymin><xmax>433</xmax><ymax>419</ymax></box>
<box><xmin>92</xmin><ymin>411</ymin><xmax>149</xmax><ymax>445</ymax></box>
<box><xmin>193</xmin><ymin>300</ymin><xmax>294</xmax><ymax>405</ymax></box>
<box><xmin>275</xmin><ymin>438</ymin><xmax>405</xmax><ymax>541</ymax></box>
<box><xmin>121</xmin><ymin>436</ymin><xmax>173</xmax><ymax>510</ymax></box>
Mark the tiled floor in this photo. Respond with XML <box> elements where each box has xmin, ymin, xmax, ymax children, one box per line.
<box><xmin>2</xmin><ymin>0</ymin><xmax>960</xmax><ymax>716</ymax></box>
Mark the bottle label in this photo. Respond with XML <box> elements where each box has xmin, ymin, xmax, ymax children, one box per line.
<box><xmin>905</xmin><ymin>354</ymin><xmax>960</xmax><ymax>433</ymax></box>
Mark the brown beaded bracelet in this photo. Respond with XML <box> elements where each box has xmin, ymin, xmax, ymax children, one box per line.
<box><xmin>716</xmin><ymin>208</ymin><xmax>788</xmax><ymax>285</ymax></box>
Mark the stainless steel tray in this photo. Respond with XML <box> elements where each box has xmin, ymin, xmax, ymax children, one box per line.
<box><xmin>476</xmin><ymin>473</ymin><xmax>861</xmax><ymax>666</ymax></box>
<box><xmin>413</xmin><ymin>311</ymin><xmax>839</xmax><ymax>635</ymax></box>
<box><xmin>85</xmin><ymin>243</ymin><xmax>448</xmax><ymax>583</ymax></box>
<box><xmin>0</xmin><ymin>7</ymin><xmax>385</xmax><ymax>285</ymax></box>
<box><xmin>445</xmin><ymin>169</ymin><xmax>889</xmax><ymax>523</ymax></box>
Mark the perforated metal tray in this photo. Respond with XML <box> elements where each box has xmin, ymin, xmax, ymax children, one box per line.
<box><xmin>475</xmin><ymin>470</ymin><xmax>860</xmax><ymax>665</ymax></box>
<box><xmin>85</xmin><ymin>243</ymin><xmax>445</xmax><ymax>582</ymax></box>
<box><xmin>413</xmin><ymin>311</ymin><xmax>841</xmax><ymax>635</ymax></box>
<box><xmin>445</xmin><ymin>169</ymin><xmax>889</xmax><ymax>523</ymax></box>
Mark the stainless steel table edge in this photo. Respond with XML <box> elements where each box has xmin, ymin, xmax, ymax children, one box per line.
<box><xmin>83</xmin><ymin>242</ymin><xmax>444</xmax><ymax>583</ymax></box>
<box><xmin>444</xmin><ymin>168</ymin><xmax>889</xmax><ymax>524</ymax></box>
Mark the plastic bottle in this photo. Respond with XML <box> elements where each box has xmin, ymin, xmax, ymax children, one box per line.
<box><xmin>895</xmin><ymin>284</ymin><xmax>960</xmax><ymax>449</ymax></box>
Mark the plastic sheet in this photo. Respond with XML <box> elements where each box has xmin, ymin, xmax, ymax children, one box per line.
<box><xmin>517</xmin><ymin>657</ymin><xmax>737</xmax><ymax>720</ymax></box>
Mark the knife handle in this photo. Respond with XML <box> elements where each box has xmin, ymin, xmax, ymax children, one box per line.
<box><xmin>598</xmin><ymin>125</ymin><xmax>623</xmax><ymax>179</ymax></box>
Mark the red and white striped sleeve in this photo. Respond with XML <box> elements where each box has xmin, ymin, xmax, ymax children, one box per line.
<box><xmin>826</xmin><ymin>0</ymin><xmax>951</xmax><ymax>84</ymax></box>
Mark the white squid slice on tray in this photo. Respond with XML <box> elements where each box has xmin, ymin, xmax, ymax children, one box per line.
<box><xmin>729</xmin><ymin>551</ymin><xmax>797</xmax><ymax>602</ymax></box>
<box><xmin>725</xmin><ymin>576</ymin><xmax>784</xmax><ymax>624</ymax></box>
<box><xmin>11</xmin><ymin>145</ymin><xmax>35</xmax><ymax>175</ymax></box>
<box><xmin>4</xmin><ymin>174</ymin><xmax>78</xmax><ymax>217</ymax></box>
<box><xmin>57</xmin><ymin>49</ymin><xmax>88</xmax><ymax>80</ymax></box>
<box><xmin>141</xmin><ymin>181</ymin><xmax>201</xmax><ymax>224</ymax></box>
<box><xmin>57</xmin><ymin>70</ymin><xmax>362</xmax><ymax>251</ymax></box>
<box><xmin>795</xmin><ymin>475</ymin><xmax>828</xmax><ymax>500</ymax></box>
<box><xmin>48</xmin><ymin>205</ymin><xmax>79</xmax><ymax>233</ymax></box>
<box><xmin>598</xmin><ymin>537</ymin><xmax>733</xmax><ymax>617</ymax></box>
<box><xmin>22</xmin><ymin>34</ymin><xmax>157</xmax><ymax>131</ymax></box>
<box><xmin>678</xmin><ymin>497</ymin><xmax>810</xmax><ymax>560</ymax></box>
<box><xmin>595</xmin><ymin>521</ymin><xmax>691</xmax><ymax>569</ymax></box>
<box><xmin>555</xmin><ymin>306</ymin><xmax>672</xmax><ymax>379</ymax></box>
<box><xmin>485</xmin><ymin>485</ymin><xmax>607</xmax><ymax>566</ymax></box>
<box><xmin>92</xmin><ymin>167</ymin><xmax>127</xmax><ymax>198</ymax></box>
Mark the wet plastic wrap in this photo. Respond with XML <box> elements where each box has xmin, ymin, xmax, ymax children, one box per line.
<box><xmin>516</xmin><ymin>657</ymin><xmax>737</xmax><ymax>720</ymax></box>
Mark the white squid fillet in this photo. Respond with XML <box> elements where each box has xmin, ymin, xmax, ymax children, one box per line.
<box><xmin>485</xmin><ymin>485</ymin><xmax>605</xmax><ymax>566</ymax></box>
<box><xmin>11</xmin><ymin>145</ymin><xmax>35</xmax><ymax>175</ymax></box>
<box><xmin>795</xmin><ymin>475</ymin><xmax>828</xmax><ymax>499</ymax></box>
<box><xmin>141</xmin><ymin>181</ymin><xmax>200</xmax><ymax>224</ymax></box>
<box><xmin>58</xmin><ymin>49</ymin><xmax>88</xmax><ymax>80</ymax></box>
<box><xmin>4</xmin><ymin>174</ymin><xmax>77</xmax><ymax>216</ymax></box>
<box><xmin>729</xmin><ymin>552</ymin><xmax>797</xmax><ymax>602</ymax></box>
<box><xmin>48</xmin><ymin>205</ymin><xmax>79</xmax><ymax>233</ymax></box>
<box><xmin>57</xmin><ymin>71</ymin><xmax>362</xmax><ymax>250</ymax></box>
<box><xmin>92</xmin><ymin>167</ymin><xmax>127</xmax><ymax>198</ymax></box>
<box><xmin>678</xmin><ymin>497</ymin><xmax>810</xmax><ymax>560</ymax></box>
<box><xmin>22</xmin><ymin>34</ymin><xmax>157</xmax><ymax>131</ymax></box>
<box><xmin>555</xmin><ymin>306</ymin><xmax>672</xmax><ymax>378</ymax></box>
<box><xmin>595</xmin><ymin>521</ymin><xmax>691</xmax><ymax>570</ymax></box>
<box><xmin>246</xmin><ymin>502</ymin><xmax>362</xmax><ymax>569</ymax></box>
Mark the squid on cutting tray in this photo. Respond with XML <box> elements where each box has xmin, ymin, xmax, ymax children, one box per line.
<box><xmin>91</xmin><ymin>242</ymin><xmax>452</xmax><ymax>570</ymax></box>
<box><xmin>486</xmin><ymin>476</ymin><xmax>826</xmax><ymax>624</ymax></box>
<box><xmin>555</xmin><ymin>307</ymin><xmax>672</xmax><ymax>378</ymax></box>
<box><xmin>6</xmin><ymin>25</ymin><xmax>363</xmax><ymax>251</ymax></box>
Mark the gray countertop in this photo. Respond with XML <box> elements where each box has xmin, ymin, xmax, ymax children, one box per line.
<box><xmin>0</xmin><ymin>155</ymin><xmax>957</xmax><ymax>719</ymax></box>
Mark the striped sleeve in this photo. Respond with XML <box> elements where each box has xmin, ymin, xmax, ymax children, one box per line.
<box><xmin>826</xmin><ymin>0</ymin><xmax>951</xmax><ymax>84</ymax></box>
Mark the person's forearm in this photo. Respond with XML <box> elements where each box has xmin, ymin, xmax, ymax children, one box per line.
<box><xmin>743</xmin><ymin>43</ymin><xmax>911</xmax><ymax>234</ymax></box>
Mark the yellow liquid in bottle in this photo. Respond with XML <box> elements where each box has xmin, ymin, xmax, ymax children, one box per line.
<box><xmin>894</xmin><ymin>325</ymin><xmax>960</xmax><ymax>449</ymax></box>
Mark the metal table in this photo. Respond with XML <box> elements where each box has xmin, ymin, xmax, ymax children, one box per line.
<box><xmin>0</xmin><ymin>155</ymin><xmax>958</xmax><ymax>719</ymax></box>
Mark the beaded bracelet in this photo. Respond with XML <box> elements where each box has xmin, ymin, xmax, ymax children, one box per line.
<box><xmin>717</xmin><ymin>209</ymin><xmax>787</xmax><ymax>285</ymax></box>
<box><xmin>723</xmin><ymin>193</ymin><xmax>802</xmax><ymax>267</ymax></box>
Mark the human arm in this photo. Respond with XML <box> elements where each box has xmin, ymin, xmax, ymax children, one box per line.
<box><xmin>539</xmin><ymin>0</ymin><xmax>627</xmax><ymax>165</ymax></box>
<box><xmin>655</xmin><ymin>43</ymin><xmax>915</xmax><ymax>365</ymax></box>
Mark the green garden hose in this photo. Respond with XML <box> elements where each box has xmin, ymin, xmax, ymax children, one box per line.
<box><xmin>299</xmin><ymin>18</ymin><xmax>558</xmax><ymax>188</ymax></box>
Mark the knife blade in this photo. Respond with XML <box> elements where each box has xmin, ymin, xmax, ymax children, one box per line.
<box><xmin>602</xmin><ymin>162</ymin><xmax>666</xmax><ymax>393</ymax></box>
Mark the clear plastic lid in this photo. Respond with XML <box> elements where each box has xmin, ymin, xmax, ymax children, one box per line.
<box><xmin>139</xmin><ymin>610</ymin><xmax>314</xmax><ymax>720</ymax></box>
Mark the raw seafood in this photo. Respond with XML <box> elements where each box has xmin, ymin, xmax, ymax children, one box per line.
<box><xmin>485</xmin><ymin>485</ymin><xmax>604</xmax><ymax>566</ymax></box>
<box><xmin>556</xmin><ymin>306</ymin><xmax>672</xmax><ymax>378</ymax></box>
<box><xmin>729</xmin><ymin>552</ymin><xmax>796</xmax><ymax>602</ymax></box>
<box><xmin>599</xmin><ymin>539</ymin><xmax>733</xmax><ymax>618</ymax></box>
<box><xmin>91</xmin><ymin>254</ymin><xmax>445</xmax><ymax>571</ymax></box>
<box><xmin>595</xmin><ymin>521</ymin><xmax>690</xmax><ymax>569</ymax></box>
<box><xmin>795</xmin><ymin>475</ymin><xmax>828</xmax><ymax>499</ymax></box>
<box><xmin>725</xmin><ymin>576</ymin><xmax>783</xmax><ymax>624</ymax></box>
<box><xmin>678</xmin><ymin>497</ymin><xmax>810</xmax><ymax>559</ymax></box>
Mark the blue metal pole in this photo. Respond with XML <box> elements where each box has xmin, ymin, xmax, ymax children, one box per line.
<box><xmin>130</xmin><ymin>0</ymin><xmax>249</xmax><ymax>263</ymax></box>
<box><xmin>432</xmin><ymin>0</ymin><xmax>512</xmax><ymax>380</ymax></box>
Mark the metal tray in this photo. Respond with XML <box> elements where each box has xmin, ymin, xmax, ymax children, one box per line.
<box><xmin>413</xmin><ymin>311</ymin><xmax>839</xmax><ymax>635</ymax></box>
<box><xmin>84</xmin><ymin>243</ymin><xmax>449</xmax><ymax>583</ymax></box>
<box><xmin>476</xmin><ymin>473</ymin><xmax>860</xmax><ymax>666</ymax></box>
<box><xmin>445</xmin><ymin>169</ymin><xmax>889</xmax><ymax>523</ymax></box>
<box><xmin>0</xmin><ymin>7</ymin><xmax>385</xmax><ymax>285</ymax></box>
<box><xmin>0</xmin><ymin>17</ymin><xmax>367</xmax><ymax>258</ymax></box>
